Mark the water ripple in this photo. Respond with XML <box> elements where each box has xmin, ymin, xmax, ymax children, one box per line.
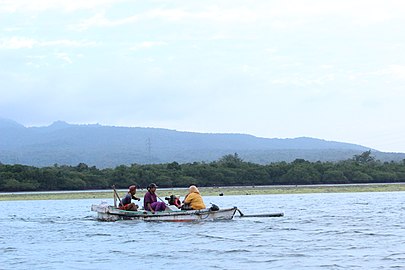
<box><xmin>1</xmin><ymin>193</ymin><xmax>405</xmax><ymax>269</ymax></box>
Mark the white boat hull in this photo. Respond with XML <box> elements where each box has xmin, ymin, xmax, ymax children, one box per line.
<box><xmin>91</xmin><ymin>203</ymin><xmax>238</xmax><ymax>222</ymax></box>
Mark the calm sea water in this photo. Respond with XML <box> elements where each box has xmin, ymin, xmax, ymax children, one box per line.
<box><xmin>0</xmin><ymin>192</ymin><xmax>404</xmax><ymax>269</ymax></box>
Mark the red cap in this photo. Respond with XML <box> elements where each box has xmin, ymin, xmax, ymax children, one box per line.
<box><xmin>129</xmin><ymin>185</ymin><xmax>136</xmax><ymax>192</ymax></box>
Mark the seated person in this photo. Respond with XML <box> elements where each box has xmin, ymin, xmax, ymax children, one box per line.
<box><xmin>143</xmin><ymin>183</ymin><xmax>166</xmax><ymax>213</ymax></box>
<box><xmin>119</xmin><ymin>185</ymin><xmax>140</xmax><ymax>211</ymax></box>
<box><xmin>167</xmin><ymin>194</ymin><xmax>182</xmax><ymax>208</ymax></box>
<box><xmin>183</xmin><ymin>185</ymin><xmax>206</xmax><ymax>210</ymax></box>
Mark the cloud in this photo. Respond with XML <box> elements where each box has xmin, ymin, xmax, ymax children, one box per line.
<box><xmin>72</xmin><ymin>7</ymin><xmax>257</xmax><ymax>31</ymax></box>
<box><xmin>129</xmin><ymin>41</ymin><xmax>167</xmax><ymax>51</ymax></box>
<box><xmin>375</xmin><ymin>64</ymin><xmax>405</xmax><ymax>79</ymax></box>
<box><xmin>271</xmin><ymin>74</ymin><xmax>336</xmax><ymax>87</ymax></box>
<box><xmin>0</xmin><ymin>36</ymin><xmax>36</xmax><ymax>49</ymax></box>
<box><xmin>72</xmin><ymin>12</ymin><xmax>140</xmax><ymax>31</ymax></box>
<box><xmin>71</xmin><ymin>6</ymin><xmax>279</xmax><ymax>32</ymax></box>
<box><xmin>13</xmin><ymin>0</ymin><xmax>401</xmax><ymax>37</ymax></box>
<box><xmin>147</xmin><ymin>7</ymin><xmax>259</xmax><ymax>23</ymax></box>
<box><xmin>55</xmin><ymin>52</ymin><xmax>73</xmax><ymax>64</ymax></box>
<box><xmin>41</xmin><ymin>40</ymin><xmax>98</xmax><ymax>47</ymax></box>
<box><xmin>0</xmin><ymin>0</ymin><xmax>119</xmax><ymax>13</ymax></box>
<box><xmin>1</xmin><ymin>0</ymin><xmax>405</xmax><ymax>153</ymax></box>
<box><xmin>0</xmin><ymin>37</ymin><xmax>98</xmax><ymax>49</ymax></box>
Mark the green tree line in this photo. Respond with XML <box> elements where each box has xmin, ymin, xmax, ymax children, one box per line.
<box><xmin>1</xmin><ymin>151</ymin><xmax>405</xmax><ymax>192</ymax></box>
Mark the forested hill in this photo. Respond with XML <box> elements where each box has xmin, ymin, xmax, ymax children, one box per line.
<box><xmin>1</xmin><ymin>118</ymin><xmax>405</xmax><ymax>168</ymax></box>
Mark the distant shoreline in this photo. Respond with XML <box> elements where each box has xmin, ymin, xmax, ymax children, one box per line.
<box><xmin>1</xmin><ymin>183</ymin><xmax>404</xmax><ymax>201</ymax></box>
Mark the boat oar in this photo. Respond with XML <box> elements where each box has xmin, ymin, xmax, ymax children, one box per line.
<box><xmin>236</xmin><ymin>208</ymin><xmax>284</xmax><ymax>218</ymax></box>
<box><xmin>112</xmin><ymin>185</ymin><xmax>123</xmax><ymax>207</ymax></box>
<box><xmin>157</xmin><ymin>195</ymin><xmax>166</xmax><ymax>204</ymax></box>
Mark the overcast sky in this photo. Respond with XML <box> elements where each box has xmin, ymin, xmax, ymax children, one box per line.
<box><xmin>1</xmin><ymin>0</ymin><xmax>404</xmax><ymax>152</ymax></box>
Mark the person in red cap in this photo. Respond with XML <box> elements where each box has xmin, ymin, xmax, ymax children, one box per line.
<box><xmin>119</xmin><ymin>185</ymin><xmax>140</xmax><ymax>211</ymax></box>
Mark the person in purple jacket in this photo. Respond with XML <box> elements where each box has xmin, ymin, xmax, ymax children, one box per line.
<box><xmin>143</xmin><ymin>183</ymin><xmax>166</xmax><ymax>213</ymax></box>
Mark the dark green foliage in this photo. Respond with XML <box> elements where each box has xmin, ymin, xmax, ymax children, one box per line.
<box><xmin>322</xmin><ymin>170</ymin><xmax>348</xmax><ymax>184</ymax></box>
<box><xmin>281</xmin><ymin>164</ymin><xmax>321</xmax><ymax>185</ymax></box>
<box><xmin>216</xmin><ymin>153</ymin><xmax>244</xmax><ymax>168</ymax></box>
<box><xmin>353</xmin><ymin>150</ymin><xmax>375</xmax><ymax>164</ymax></box>
<box><xmin>1</xmin><ymin>151</ymin><xmax>405</xmax><ymax>192</ymax></box>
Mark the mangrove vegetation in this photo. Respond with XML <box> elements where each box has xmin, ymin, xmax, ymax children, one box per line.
<box><xmin>1</xmin><ymin>151</ymin><xmax>405</xmax><ymax>192</ymax></box>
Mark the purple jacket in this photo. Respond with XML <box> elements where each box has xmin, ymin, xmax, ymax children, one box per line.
<box><xmin>143</xmin><ymin>191</ymin><xmax>157</xmax><ymax>209</ymax></box>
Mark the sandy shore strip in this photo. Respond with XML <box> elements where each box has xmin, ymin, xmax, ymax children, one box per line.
<box><xmin>1</xmin><ymin>183</ymin><xmax>404</xmax><ymax>201</ymax></box>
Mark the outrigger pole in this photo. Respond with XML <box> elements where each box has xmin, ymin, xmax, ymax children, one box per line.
<box><xmin>236</xmin><ymin>208</ymin><xmax>284</xmax><ymax>218</ymax></box>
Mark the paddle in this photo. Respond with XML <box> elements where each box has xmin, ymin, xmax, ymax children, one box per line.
<box><xmin>157</xmin><ymin>195</ymin><xmax>179</xmax><ymax>212</ymax></box>
<box><xmin>112</xmin><ymin>185</ymin><xmax>123</xmax><ymax>208</ymax></box>
<box><xmin>236</xmin><ymin>208</ymin><xmax>284</xmax><ymax>218</ymax></box>
<box><xmin>157</xmin><ymin>195</ymin><xmax>166</xmax><ymax>204</ymax></box>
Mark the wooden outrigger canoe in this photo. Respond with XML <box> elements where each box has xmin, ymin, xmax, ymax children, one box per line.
<box><xmin>91</xmin><ymin>186</ymin><xmax>284</xmax><ymax>222</ymax></box>
<box><xmin>91</xmin><ymin>203</ymin><xmax>284</xmax><ymax>222</ymax></box>
<box><xmin>91</xmin><ymin>203</ymin><xmax>239</xmax><ymax>222</ymax></box>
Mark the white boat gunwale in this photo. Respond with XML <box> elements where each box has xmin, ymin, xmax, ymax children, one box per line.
<box><xmin>110</xmin><ymin>207</ymin><xmax>238</xmax><ymax>217</ymax></box>
<box><xmin>91</xmin><ymin>203</ymin><xmax>238</xmax><ymax>221</ymax></box>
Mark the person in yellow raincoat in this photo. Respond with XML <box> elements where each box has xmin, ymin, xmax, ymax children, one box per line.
<box><xmin>183</xmin><ymin>185</ymin><xmax>206</xmax><ymax>210</ymax></box>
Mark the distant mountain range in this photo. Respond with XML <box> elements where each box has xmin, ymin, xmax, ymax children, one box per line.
<box><xmin>1</xmin><ymin>118</ymin><xmax>404</xmax><ymax>168</ymax></box>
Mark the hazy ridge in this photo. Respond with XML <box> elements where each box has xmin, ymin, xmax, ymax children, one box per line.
<box><xmin>1</xmin><ymin>118</ymin><xmax>404</xmax><ymax>168</ymax></box>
